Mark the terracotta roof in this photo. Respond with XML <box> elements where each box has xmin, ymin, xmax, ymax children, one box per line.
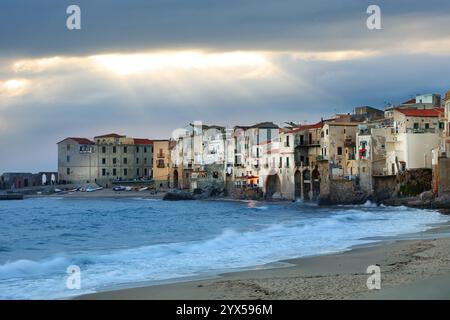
<box><xmin>57</xmin><ymin>137</ymin><xmax>94</xmax><ymax>145</ymax></box>
<box><xmin>94</xmin><ymin>133</ymin><xmax>126</xmax><ymax>139</ymax></box>
<box><xmin>134</xmin><ymin>138</ymin><xmax>153</xmax><ymax>145</ymax></box>
<box><xmin>397</xmin><ymin>108</ymin><xmax>443</xmax><ymax>117</ymax></box>
<box><xmin>402</xmin><ymin>98</ymin><xmax>416</xmax><ymax>105</ymax></box>
<box><xmin>289</xmin><ymin>121</ymin><xmax>323</xmax><ymax>133</ymax></box>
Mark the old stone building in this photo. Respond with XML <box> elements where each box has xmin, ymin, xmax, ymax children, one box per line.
<box><xmin>152</xmin><ymin>140</ymin><xmax>171</xmax><ymax>188</ymax></box>
<box><xmin>58</xmin><ymin>134</ymin><xmax>153</xmax><ymax>186</ymax></box>
<box><xmin>57</xmin><ymin>137</ymin><xmax>97</xmax><ymax>184</ymax></box>
<box><xmin>386</xmin><ymin>108</ymin><xmax>444</xmax><ymax>174</ymax></box>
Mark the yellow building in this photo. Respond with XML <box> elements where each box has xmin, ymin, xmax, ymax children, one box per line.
<box><xmin>152</xmin><ymin>140</ymin><xmax>171</xmax><ymax>188</ymax></box>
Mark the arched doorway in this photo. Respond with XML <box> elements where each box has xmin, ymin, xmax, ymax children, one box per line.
<box><xmin>173</xmin><ymin>170</ymin><xmax>179</xmax><ymax>189</ymax></box>
<box><xmin>302</xmin><ymin>169</ymin><xmax>311</xmax><ymax>200</ymax></box>
<box><xmin>265</xmin><ymin>174</ymin><xmax>281</xmax><ymax>199</ymax></box>
<box><xmin>294</xmin><ymin>170</ymin><xmax>302</xmax><ymax>199</ymax></box>
<box><xmin>41</xmin><ymin>174</ymin><xmax>47</xmax><ymax>186</ymax></box>
<box><xmin>312</xmin><ymin>168</ymin><xmax>320</xmax><ymax>200</ymax></box>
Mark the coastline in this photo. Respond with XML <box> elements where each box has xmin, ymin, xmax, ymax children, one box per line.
<box><xmin>76</xmin><ymin>221</ymin><xmax>450</xmax><ymax>300</ymax></box>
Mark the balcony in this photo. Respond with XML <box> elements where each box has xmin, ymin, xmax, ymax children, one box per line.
<box><xmin>296</xmin><ymin>140</ymin><xmax>320</xmax><ymax>148</ymax></box>
<box><xmin>157</xmin><ymin>153</ymin><xmax>165</xmax><ymax>158</ymax></box>
<box><xmin>316</xmin><ymin>155</ymin><xmax>328</xmax><ymax>161</ymax></box>
<box><xmin>406</xmin><ymin>128</ymin><xmax>438</xmax><ymax>134</ymax></box>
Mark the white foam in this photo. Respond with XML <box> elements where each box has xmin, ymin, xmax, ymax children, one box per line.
<box><xmin>0</xmin><ymin>206</ymin><xmax>447</xmax><ymax>299</ymax></box>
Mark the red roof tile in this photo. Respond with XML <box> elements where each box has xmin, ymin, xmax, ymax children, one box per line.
<box><xmin>397</xmin><ymin>108</ymin><xmax>443</xmax><ymax>117</ymax></box>
<box><xmin>402</xmin><ymin>98</ymin><xmax>416</xmax><ymax>105</ymax></box>
<box><xmin>134</xmin><ymin>138</ymin><xmax>153</xmax><ymax>145</ymax></box>
<box><xmin>94</xmin><ymin>133</ymin><xmax>125</xmax><ymax>138</ymax></box>
<box><xmin>289</xmin><ymin>121</ymin><xmax>323</xmax><ymax>133</ymax></box>
<box><xmin>58</xmin><ymin>137</ymin><xmax>94</xmax><ymax>145</ymax></box>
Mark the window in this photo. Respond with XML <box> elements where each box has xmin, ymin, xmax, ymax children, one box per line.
<box><xmin>286</xmin><ymin>136</ymin><xmax>290</xmax><ymax>147</ymax></box>
<box><xmin>102</xmin><ymin>146</ymin><xmax>106</xmax><ymax>153</ymax></box>
<box><xmin>136</xmin><ymin>158</ymin><xmax>139</xmax><ymax>164</ymax></box>
<box><xmin>144</xmin><ymin>158</ymin><xmax>147</xmax><ymax>164</ymax></box>
<box><xmin>123</xmin><ymin>168</ymin><xmax>128</xmax><ymax>176</ymax></box>
<box><xmin>144</xmin><ymin>147</ymin><xmax>147</xmax><ymax>153</ymax></box>
<box><xmin>157</xmin><ymin>159</ymin><xmax>165</xmax><ymax>168</ymax></box>
<box><xmin>279</xmin><ymin>157</ymin><xmax>282</xmax><ymax>168</ymax></box>
<box><xmin>337</xmin><ymin>147</ymin><xmax>343</xmax><ymax>156</ymax></box>
<box><xmin>413</xmin><ymin>123</ymin><xmax>419</xmax><ymax>129</ymax></box>
<box><xmin>286</xmin><ymin>157</ymin><xmax>290</xmax><ymax>168</ymax></box>
<box><xmin>67</xmin><ymin>144</ymin><xmax>71</xmax><ymax>151</ymax></box>
<box><xmin>123</xmin><ymin>146</ymin><xmax>127</xmax><ymax>153</ymax></box>
<box><xmin>144</xmin><ymin>168</ymin><xmax>148</xmax><ymax>176</ymax></box>
<box><xmin>113</xmin><ymin>168</ymin><xmax>117</xmax><ymax>176</ymax></box>
<box><xmin>66</xmin><ymin>155</ymin><xmax>70</xmax><ymax>163</ymax></box>
<box><xmin>326</xmin><ymin>129</ymin><xmax>329</xmax><ymax>135</ymax></box>
<box><xmin>66</xmin><ymin>168</ymin><xmax>70</xmax><ymax>175</ymax></box>
<box><xmin>102</xmin><ymin>169</ymin><xmax>106</xmax><ymax>176</ymax></box>
<box><xmin>113</xmin><ymin>146</ymin><xmax>117</xmax><ymax>153</ymax></box>
<box><xmin>136</xmin><ymin>146</ymin><xmax>140</xmax><ymax>153</ymax></box>
<box><xmin>425</xmin><ymin>123</ymin><xmax>430</xmax><ymax>130</ymax></box>
<box><xmin>113</xmin><ymin>158</ymin><xmax>117</xmax><ymax>164</ymax></box>
<box><xmin>439</xmin><ymin>122</ymin><xmax>445</xmax><ymax>129</ymax></box>
<box><xmin>136</xmin><ymin>168</ymin><xmax>140</xmax><ymax>176</ymax></box>
<box><xmin>102</xmin><ymin>158</ymin><xmax>106</xmax><ymax>165</ymax></box>
<box><xmin>123</xmin><ymin>157</ymin><xmax>127</xmax><ymax>164</ymax></box>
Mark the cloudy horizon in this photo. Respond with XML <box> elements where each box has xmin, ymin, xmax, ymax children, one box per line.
<box><xmin>1</xmin><ymin>0</ymin><xmax>450</xmax><ymax>172</ymax></box>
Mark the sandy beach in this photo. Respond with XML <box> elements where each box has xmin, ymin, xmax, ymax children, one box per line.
<box><xmin>77</xmin><ymin>221</ymin><xmax>450</xmax><ymax>300</ymax></box>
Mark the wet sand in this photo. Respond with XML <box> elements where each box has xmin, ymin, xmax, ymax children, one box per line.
<box><xmin>77</xmin><ymin>223</ymin><xmax>450</xmax><ymax>300</ymax></box>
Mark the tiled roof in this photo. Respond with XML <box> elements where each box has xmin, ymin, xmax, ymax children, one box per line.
<box><xmin>134</xmin><ymin>138</ymin><xmax>153</xmax><ymax>145</ymax></box>
<box><xmin>402</xmin><ymin>98</ymin><xmax>416</xmax><ymax>105</ymax></box>
<box><xmin>289</xmin><ymin>121</ymin><xmax>323</xmax><ymax>133</ymax></box>
<box><xmin>57</xmin><ymin>137</ymin><xmax>94</xmax><ymax>145</ymax></box>
<box><xmin>94</xmin><ymin>133</ymin><xmax>126</xmax><ymax>138</ymax></box>
<box><xmin>397</xmin><ymin>108</ymin><xmax>443</xmax><ymax>117</ymax></box>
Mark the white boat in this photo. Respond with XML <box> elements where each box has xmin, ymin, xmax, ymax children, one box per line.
<box><xmin>86</xmin><ymin>187</ymin><xmax>103</xmax><ymax>192</ymax></box>
<box><xmin>139</xmin><ymin>187</ymin><xmax>149</xmax><ymax>192</ymax></box>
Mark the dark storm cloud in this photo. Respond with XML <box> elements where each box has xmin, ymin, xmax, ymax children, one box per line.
<box><xmin>1</xmin><ymin>0</ymin><xmax>450</xmax><ymax>171</ymax></box>
<box><xmin>1</xmin><ymin>0</ymin><xmax>450</xmax><ymax>56</ymax></box>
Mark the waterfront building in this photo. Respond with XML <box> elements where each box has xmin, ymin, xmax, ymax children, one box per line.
<box><xmin>152</xmin><ymin>140</ymin><xmax>171</xmax><ymax>189</ymax></box>
<box><xmin>57</xmin><ymin>137</ymin><xmax>97</xmax><ymax>184</ymax></box>
<box><xmin>290</xmin><ymin>121</ymin><xmax>323</xmax><ymax>200</ymax></box>
<box><xmin>386</xmin><ymin>108</ymin><xmax>444</xmax><ymax>173</ymax></box>
<box><xmin>356</xmin><ymin>122</ymin><xmax>392</xmax><ymax>193</ymax></box>
<box><xmin>385</xmin><ymin>93</ymin><xmax>442</xmax><ymax>119</ymax></box>
<box><xmin>58</xmin><ymin>134</ymin><xmax>153</xmax><ymax>186</ymax></box>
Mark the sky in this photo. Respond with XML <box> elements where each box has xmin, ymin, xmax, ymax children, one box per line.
<box><xmin>1</xmin><ymin>0</ymin><xmax>450</xmax><ymax>172</ymax></box>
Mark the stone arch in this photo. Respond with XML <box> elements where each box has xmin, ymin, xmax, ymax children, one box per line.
<box><xmin>294</xmin><ymin>170</ymin><xmax>302</xmax><ymax>199</ymax></box>
<box><xmin>312</xmin><ymin>168</ymin><xmax>321</xmax><ymax>200</ymax></box>
<box><xmin>302</xmin><ymin>169</ymin><xmax>311</xmax><ymax>200</ymax></box>
<box><xmin>173</xmin><ymin>170</ymin><xmax>179</xmax><ymax>189</ymax></box>
<box><xmin>265</xmin><ymin>174</ymin><xmax>281</xmax><ymax>199</ymax></box>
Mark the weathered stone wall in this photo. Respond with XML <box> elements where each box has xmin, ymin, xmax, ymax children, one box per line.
<box><xmin>437</xmin><ymin>157</ymin><xmax>450</xmax><ymax>196</ymax></box>
<box><xmin>231</xmin><ymin>187</ymin><xmax>264</xmax><ymax>200</ymax></box>
<box><xmin>397</xmin><ymin>169</ymin><xmax>432</xmax><ymax>197</ymax></box>
<box><xmin>372</xmin><ymin>175</ymin><xmax>397</xmax><ymax>202</ymax></box>
<box><xmin>318</xmin><ymin>178</ymin><xmax>367</xmax><ymax>205</ymax></box>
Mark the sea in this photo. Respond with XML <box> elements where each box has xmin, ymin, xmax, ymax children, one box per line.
<box><xmin>0</xmin><ymin>197</ymin><xmax>448</xmax><ymax>299</ymax></box>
